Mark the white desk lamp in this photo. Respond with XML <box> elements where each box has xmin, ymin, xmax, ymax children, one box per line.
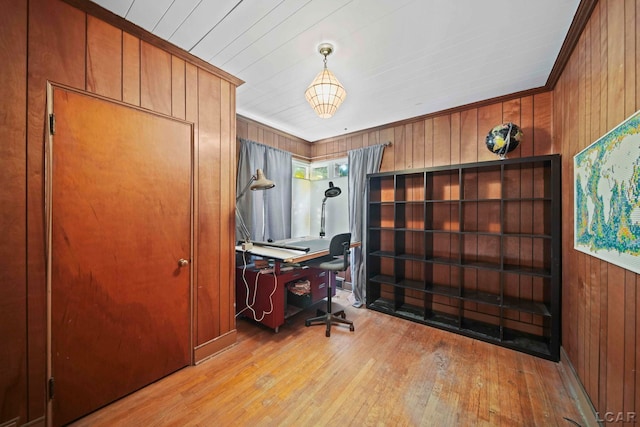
<box><xmin>236</xmin><ymin>169</ymin><xmax>274</xmax><ymax>250</ymax></box>
<box><xmin>236</xmin><ymin>169</ymin><xmax>311</xmax><ymax>253</ymax></box>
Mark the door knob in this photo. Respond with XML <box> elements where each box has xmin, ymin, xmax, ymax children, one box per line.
<box><xmin>178</xmin><ymin>259</ymin><xmax>189</xmax><ymax>267</ymax></box>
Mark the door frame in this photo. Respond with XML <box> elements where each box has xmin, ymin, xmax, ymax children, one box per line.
<box><xmin>44</xmin><ymin>81</ymin><xmax>196</xmax><ymax>426</ymax></box>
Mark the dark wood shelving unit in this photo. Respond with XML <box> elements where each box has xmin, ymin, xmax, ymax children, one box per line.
<box><xmin>365</xmin><ymin>155</ymin><xmax>561</xmax><ymax>361</ymax></box>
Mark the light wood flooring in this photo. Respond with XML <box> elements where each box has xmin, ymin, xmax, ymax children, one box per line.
<box><xmin>72</xmin><ymin>290</ymin><xmax>592</xmax><ymax>426</ymax></box>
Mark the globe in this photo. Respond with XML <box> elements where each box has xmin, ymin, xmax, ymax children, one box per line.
<box><xmin>485</xmin><ymin>122</ymin><xmax>523</xmax><ymax>159</ymax></box>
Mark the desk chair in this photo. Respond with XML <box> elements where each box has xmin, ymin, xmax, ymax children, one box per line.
<box><xmin>305</xmin><ymin>232</ymin><xmax>355</xmax><ymax>337</ymax></box>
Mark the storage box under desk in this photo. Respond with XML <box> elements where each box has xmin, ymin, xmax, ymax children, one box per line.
<box><xmin>287</xmin><ymin>270</ymin><xmax>334</xmax><ymax>309</ymax></box>
<box><xmin>235</xmin><ymin>265</ymin><xmax>331</xmax><ymax>332</ymax></box>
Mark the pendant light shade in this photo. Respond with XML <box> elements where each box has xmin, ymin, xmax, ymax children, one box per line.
<box><xmin>305</xmin><ymin>43</ymin><xmax>346</xmax><ymax>119</ymax></box>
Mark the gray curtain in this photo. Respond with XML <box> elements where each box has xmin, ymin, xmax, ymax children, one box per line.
<box><xmin>237</xmin><ymin>138</ymin><xmax>292</xmax><ymax>242</ymax></box>
<box><xmin>348</xmin><ymin>144</ymin><xmax>386</xmax><ymax>307</ymax></box>
<box><xmin>264</xmin><ymin>145</ymin><xmax>292</xmax><ymax>241</ymax></box>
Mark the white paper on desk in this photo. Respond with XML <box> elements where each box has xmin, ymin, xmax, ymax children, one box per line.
<box><xmin>235</xmin><ymin>245</ymin><xmax>307</xmax><ymax>261</ymax></box>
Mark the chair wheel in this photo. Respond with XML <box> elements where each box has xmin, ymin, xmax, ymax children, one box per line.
<box><xmin>305</xmin><ymin>321</ymin><xmax>310</xmax><ymax>327</ymax></box>
<box><xmin>349</xmin><ymin>325</ymin><xmax>355</xmax><ymax>332</ymax></box>
<box><xmin>326</xmin><ymin>330</ymin><xmax>330</xmax><ymax>337</ymax></box>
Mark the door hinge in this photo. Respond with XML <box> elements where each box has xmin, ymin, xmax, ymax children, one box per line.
<box><xmin>48</xmin><ymin>377</ymin><xmax>55</xmax><ymax>400</ymax></box>
<box><xmin>49</xmin><ymin>113</ymin><xmax>55</xmax><ymax>135</ymax></box>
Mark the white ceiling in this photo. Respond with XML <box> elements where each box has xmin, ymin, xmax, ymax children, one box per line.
<box><xmin>92</xmin><ymin>0</ymin><xmax>581</xmax><ymax>142</ymax></box>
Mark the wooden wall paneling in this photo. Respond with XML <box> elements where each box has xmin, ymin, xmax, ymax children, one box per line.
<box><xmin>403</xmin><ymin>124</ymin><xmax>413</xmax><ymax>170</ymax></box>
<box><xmin>186</xmin><ymin>64</ymin><xmax>199</xmax><ymax>124</ymax></box>
<box><xmin>559</xmin><ymin>41</ymin><xmax>580</xmax><ymax>377</ymax></box>
<box><xmin>28</xmin><ymin>0</ymin><xmax>87</xmax><ymax>419</ymax></box>
<box><xmin>412</xmin><ymin>120</ymin><xmax>425</xmax><ymax>169</ymax></box>
<box><xmin>450</xmin><ymin>112</ymin><xmax>461</xmax><ymax>165</ymax></box>
<box><xmin>140</xmin><ymin>41</ymin><xmax>172</xmax><ymax>116</ymax></box>
<box><xmin>558</xmin><ymin>56</ymin><xmax>571</xmax><ymax>362</ymax></box>
<box><xmin>197</xmin><ymin>71</ymin><xmax>222</xmax><ymax>343</ymax></box>
<box><xmin>607</xmin><ymin>0</ymin><xmax>625</xmax><ymax>129</ymax></box>
<box><xmin>501</xmin><ymin>99</ymin><xmax>521</xmax><ymax>159</ymax></box>
<box><xmin>277</xmin><ymin>134</ymin><xmax>288</xmax><ymax>155</ymax></box>
<box><xmin>254</xmin><ymin>126</ymin><xmax>263</xmax><ymax>145</ymax></box>
<box><xmin>459</xmin><ymin>109</ymin><xmax>477</xmax><ymax>164</ymax></box>
<box><xmin>606</xmin><ymin>265</ymin><xmax>625</xmax><ymax>418</ymax></box>
<box><xmin>581</xmin><ymin>20</ymin><xmax>594</xmax><ymax>395</ymax></box>
<box><xmin>477</xmin><ymin>103</ymin><xmax>502</xmax><ymax>162</ymax></box>
<box><xmin>576</xmin><ymin>245</ymin><xmax>587</xmax><ymax>382</ymax></box>
<box><xmin>423</xmin><ymin>118</ymin><xmax>433</xmax><ymax>168</ymax></box>
<box><xmin>576</xmin><ymin>28</ymin><xmax>588</xmax><ymax>385</ymax></box>
<box><xmin>588</xmin><ymin>257</ymin><xmax>601</xmax><ymax>402</ymax></box>
<box><xmin>219</xmin><ymin>79</ymin><xmax>234</xmax><ymax>334</ymax></box>
<box><xmin>86</xmin><ymin>15</ymin><xmax>122</xmax><ymax>100</ymax></box>
<box><xmin>624</xmin><ymin>269</ymin><xmax>636</xmax><ymax>425</ymax></box>
<box><xmin>589</xmin><ymin>4</ymin><xmax>602</xmax><ymax>143</ymax></box>
<box><xmin>637</xmin><ymin>274</ymin><xmax>640</xmax><ymax>427</ymax></box>
<box><xmin>10</xmin><ymin>0</ymin><xmax>239</xmax><ymax>422</ymax></box>
<box><xmin>315</xmin><ymin>141</ymin><xmax>326</xmax><ymax>160</ymax></box>
<box><xmin>532</xmin><ymin>93</ymin><xmax>553</xmax><ymax>155</ymax></box>
<box><xmin>228</xmin><ymin>80</ymin><xmax>237</xmax><ymax>333</ymax></box>
<box><xmin>0</xmin><ymin>0</ymin><xmax>27</xmax><ymax>424</ymax></box>
<box><xmin>342</xmin><ymin>136</ymin><xmax>351</xmax><ymax>153</ymax></box>
<box><xmin>519</xmin><ymin>97</ymin><xmax>534</xmax><ymax>158</ymax></box>
<box><xmin>379</xmin><ymin>128</ymin><xmax>394</xmax><ymax>172</ymax></box>
<box><xmin>624</xmin><ymin>0</ymin><xmax>636</xmax><ymax>116</ymax></box>
<box><xmin>290</xmin><ymin>135</ymin><xmax>300</xmax><ymax>156</ymax></box>
<box><xmin>122</xmin><ymin>32</ymin><xmax>140</xmax><ymax>106</ymax></box>
<box><xmin>337</xmin><ymin>137</ymin><xmax>347</xmax><ymax>156</ymax></box>
<box><xmin>598</xmin><ymin>1</ymin><xmax>608</xmax><ymax>137</ymax></box>
<box><xmin>598</xmin><ymin>260</ymin><xmax>608</xmax><ymax>414</ymax></box>
<box><xmin>637</xmin><ymin>0</ymin><xmax>640</xmax><ymax>110</ymax></box>
<box><xmin>237</xmin><ymin>118</ymin><xmax>248</xmax><ymax>142</ymax></box>
<box><xmin>172</xmin><ymin>56</ymin><xmax>186</xmax><ymax>120</ymax></box>
<box><xmin>262</xmin><ymin>128</ymin><xmax>274</xmax><ymax>148</ymax></box>
<box><xmin>433</xmin><ymin>115</ymin><xmax>450</xmax><ymax>167</ymax></box>
<box><xmin>185</xmin><ymin>63</ymin><xmax>199</xmax><ymax>354</ymax></box>
<box><xmin>367</xmin><ymin>129</ymin><xmax>381</xmax><ymax>147</ymax></box>
<box><xmin>350</xmin><ymin>134</ymin><xmax>364</xmax><ymax>152</ymax></box>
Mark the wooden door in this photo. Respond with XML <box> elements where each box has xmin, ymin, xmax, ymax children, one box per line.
<box><xmin>49</xmin><ymin>87</ymin><xmax>192</xmax><ymax>426</ymax></box>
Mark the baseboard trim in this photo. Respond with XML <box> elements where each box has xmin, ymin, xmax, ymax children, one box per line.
<box><xmin>559</xmin><ymin>346</ymin><xmax>601</xmax><ymax>427</ymax></box>
<box><xmin>193</xmin><ymin>329</ymin><xmax>237</xmax><ymax>364</ymax></box>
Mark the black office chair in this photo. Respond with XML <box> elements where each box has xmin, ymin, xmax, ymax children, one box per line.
<box><xmin>305</xmin><ymin>232</ymin><xmax>355</xmax><ymax>337</ymax></box>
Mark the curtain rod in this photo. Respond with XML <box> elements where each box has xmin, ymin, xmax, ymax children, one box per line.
<box><xmin>292</xmin><ymin>141</ymin><xmax>392</xmax><ymax>162</ymax></box>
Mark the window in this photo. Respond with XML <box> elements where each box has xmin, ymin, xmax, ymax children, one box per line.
<box><xmin>294</xmin><ymin>158</ymin><xmax>348</xmax><ymax>181</ymax></box>
<box><xmin>307</xmin><ymin>158</ymin><xmax>348</xmax><ymax>181</ymax></box>
<box><xmin>334</xmin><ymin>161</ymin><xmax>348</xmax><ymax>177</ymax></box>
<box><xmin>293</xmin><ymin>161</ymin><xmax>309</xmax><ymax>179</ymax></box>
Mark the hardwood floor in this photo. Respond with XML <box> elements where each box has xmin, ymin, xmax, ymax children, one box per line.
<box><xmin>72</xmin><ymin>291</ymin><xmax>591</xmax><ymax>426</ymax></box>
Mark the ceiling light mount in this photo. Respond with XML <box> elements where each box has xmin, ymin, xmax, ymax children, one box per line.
<box><xmin>318</xmin><ymin>43</ymin><xmax>333</xmax><ymax>58</ymax></box>
<box><xmin>305</xmin><ymin>42</ymin><xmax>347</xmax><ymax>119</ymax></box>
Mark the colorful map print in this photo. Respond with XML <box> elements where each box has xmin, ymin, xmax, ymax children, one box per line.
<box><xmin>574</xmin><ymin>109</ymin><xmax>640</xmax><ymax>274</ymax></box>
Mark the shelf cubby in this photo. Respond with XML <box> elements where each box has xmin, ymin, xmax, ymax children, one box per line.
<box><xmin>366</xmin><ymin>155</ymin><xmax>561</xmax><ymax>360</ymax></box>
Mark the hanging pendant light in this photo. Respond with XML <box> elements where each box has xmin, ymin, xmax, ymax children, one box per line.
<box><xmin>304</xmin><ymin>43</ymin><xmax>347</xmax><ymax>118</ymax></box>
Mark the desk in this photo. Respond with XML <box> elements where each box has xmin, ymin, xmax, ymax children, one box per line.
<box><xmin>235</xmin><ymin>237</ymin><xmax>358</xmax><ymax>332</ymax></box>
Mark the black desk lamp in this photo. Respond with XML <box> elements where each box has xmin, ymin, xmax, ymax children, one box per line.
<box><xmin>320</xmin><ymin>181</ymin><xmax>341</xmax><ymax>238</ymax></box>
<box><xmin>236</xmin><ymin>169</ymin><xmax>274</xmax><ymax>250</ymax></box>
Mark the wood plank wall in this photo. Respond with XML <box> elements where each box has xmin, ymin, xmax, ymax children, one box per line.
<box><xmin>0</xmin><ymin>0</ymin><xmax>28</xmax><ymax>425</ymax></box>
<box><xmin>554</xmin><ymin>0</ymin><xmax>639</xmax><ymax>422</ymax></box>
<box><xmin>309</xmin><ymin>93</ymin><xmax>553</xmax><ymax>173</ymax></box>
<box><xmin>236</xmin><ymin>115</ymin><xmax>312</xmax><ymax>160</ymax></box>
<box><xmin>0</xmin><ymin>0</ymin><xmax>240</xmax><ymax>424</ymax></box>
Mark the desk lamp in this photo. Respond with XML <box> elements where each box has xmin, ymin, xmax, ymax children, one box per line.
<box><xmin>236</xmin><ymin>169</ymin><xmax>274</xmax><ymax>250</ymax></box>
<box><xmin>320</xmin><ymin>181</ymin><xmax>341</xmax><ymax>238</ymax></box>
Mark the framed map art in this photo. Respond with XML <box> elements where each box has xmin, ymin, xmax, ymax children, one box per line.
<box><xmin>574</xmin><ymin>109</ymin><xmax>640</xmax><ymax>274</ymax></box>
